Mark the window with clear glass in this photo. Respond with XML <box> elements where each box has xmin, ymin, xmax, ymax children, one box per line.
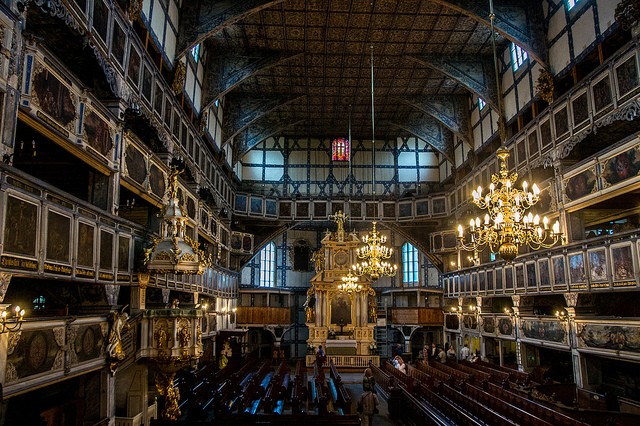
<box><xmin>510</xmin><ymin>43</ymin><xmax>528</xmax><ymax>71</ymax></box>
<box><xmin>332</xmin><ymin>137</ymin><xmax>350</xmax><ymax>161</ymax></box>
<box><xmin>402</xmin><ymin>242</ymin><xmax>419</xmax><ymax>286</ymax></box>
<box><xmin>33</xmin><ymin>295</ymin><xmax>46</xmax><ymax>310</ymax></box>
<box><xmin>259</xmin><ymin>242</ymin><xmax>276</xmax><ymax>287</ymax></box>
<box><xmin>191</xmin><ymin>44</ymin><xmax>201</xmax><ymax>63</ymax></box>
<box><xmin>478</xmin><ymin>98</ymin><xmax>486</xmax><ymax>110</ymax></box>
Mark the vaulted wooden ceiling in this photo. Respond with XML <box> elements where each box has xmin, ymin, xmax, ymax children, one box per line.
<box><xmin>181</xmin><ymin>0</ymin><xmax>546</xmax><ymax>163</ymax></box>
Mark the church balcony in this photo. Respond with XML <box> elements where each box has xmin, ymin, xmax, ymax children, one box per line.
<box><xmin>235</xmin><ymin>306</ymin><xmax>292</xmax><ymax>326</ymax></box>
<box><xmin>0</xmin><ymin>163</ymin><xmax>238</xmax><ymax>298</ymax></box>
<box><xmin>0</xmin><ymin>315</ymin><xmax>108</xmax><ymax>399</ymax></box>
<box><xmin>387</xmin><ymin>307</ymin><xmax>444</xmax><ymax>326</ymax></box>
<box><xmin>443</xmin><ymin>229</ymin><xmax>640</xmax><ymax>299</ymax></box>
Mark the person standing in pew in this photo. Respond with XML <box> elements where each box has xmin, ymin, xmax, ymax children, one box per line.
<box><xmin>437</xmin><ymin>347</ymin><xmax>447</xmax><ymax>363</ymax></box>
<box><xmin>362</xmin><ymin>367</ymin><xmax>377</xmax><ymax>393</ymax></box>
<box><xmin>460</xmin><ymin>343</ymin><xmax>470</xmax><ymax>361</ymax></box>
<box><xmin>358</xmin><ymin>389</ymin><xmax>379</xmax><ymax>426</ymax></box>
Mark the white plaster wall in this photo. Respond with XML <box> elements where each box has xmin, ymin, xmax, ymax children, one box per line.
<box><xmin>572</xmin><ymin>8</ymin><xmax>597</xmax><ymax>58</ymax></box>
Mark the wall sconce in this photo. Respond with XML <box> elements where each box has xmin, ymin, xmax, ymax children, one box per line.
<box><xmin>555</xmin><ymin>309</ymin><xmax>570</xmax><ymax>322</ymax></box>
<box><xmin>450</xmin><ymin>306</ymin><xmax>458</xmax><ymax>313</ymax></box>
<box><xmin>504</xmin><ymin>308</ymin><xmax>516</xmax><ymax>319</ymax></box>
<box><xmin>1</xmin><ymin>305</ymin><xmax>26</xmax><ymax>334</ymax></box>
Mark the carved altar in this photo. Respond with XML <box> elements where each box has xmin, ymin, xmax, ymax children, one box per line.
<box><xmin>306</xmin><ymin>212</ymin><xmax>377</xmax><ymax>356</ymax></box>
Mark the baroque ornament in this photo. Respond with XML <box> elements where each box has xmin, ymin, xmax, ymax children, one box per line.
<box><xmin>536</xmin><ymin>69</ymin><xmax>554</xmax><ymax>104</ymax></box>
<box><xmin>172</xmin><ymin>60</ymin><xmax>186</xmax><ymax>95</ymax></box>
<box><xmin>615</xmin><ymin>0</ymin><xmax>640</xmax><ymax>31</ymax></box>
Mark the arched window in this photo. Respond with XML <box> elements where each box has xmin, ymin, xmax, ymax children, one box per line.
<box><xmin>259</xmin><ymin>242</ymin><xmax>276</xmax><ymax>287</ymax></box>
<box><xmin>332</xmin><ymin>137</ymin><xmax>350</xmax><ymax>161</ymax></box>
<box><xmin>402</xmin><ymin>242</ymin><xmax>419</xmax><ymax>286</ymax></box>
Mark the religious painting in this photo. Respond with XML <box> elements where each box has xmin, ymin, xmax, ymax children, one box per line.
<box><xmin>383</xmin><ymin>203</ymin><xmax>395</xmax><ymax>218</ymax></box>
<box><xmin>278</xmin><ymin>201</ymin><xmax>291</xmax><ymax>217</ymax></box>
<box><xmin>495</xmin><ymin>267</ymin><xmax>503</xmax><ymax>291</ymax></box>
<box><xmin>521</xmin><ymin>319</ymin><xmax>566</xmax><ymax>343</ymax></box>
<box><xmin>350</xmin><ymin>202</ymin><xmax>361</xmax><ymax>218</ymax></box>
<box><xmin>482</xmin><ymin>316</ymin><xmax>495</xmax><ymax>334</ymax></box>
<box><xmin>242</xmin><ymin>235</ymin><xmax>253</xmax><ymax>252</ymax></box>
<box><xmin>235</xmin><ymin>194</ymin><xmax>248</xmax><ymax>212</ymax></box>
<box><xmin>164</xmin><ymin>101</ymin><xmax>172</xmax><ymax>128</ymax></box>
<box><xmin>592</xmin><ymin>76</ymin><xmax>612</xmax><ymax>113</ymax></box>
<box><xmin>443</xmin><ymin>233</ymin><xmax>456</xmax><ymax>250</ymax></box>
<box><xmin>471</xmin><ymin>272</ymin><xmax>478</xmax><ymax>293</ymax></box>
<box><xmin>611</xmin><ymin>243</ymin><xmax>635</xmax><ymax>282</ymax></box>
<box><xmin>615</xmin><ymin>55</ymin><xmax>639</xmax><ymax>98</ymax></box>
<box><xmin>498</xmin><ymin>318</ymin><xmax>513</xmax><ymax>336</ymax></box>
<box><xmin>554</xmin><ymin>106</ymin><xmax>569</xmax><ymax>138</ymax></box>
<box><xmin>148</xmin><ymin>164</ymin><xmax>165</xmax><ymax>197</ymax></box>
<box><xmin>568</xmin><ymin>252</ymin><xmax>586</xmax><ymax>284</ymax></box>
<box><xmin>565</xmin><ymin>169</ymin><xmax>597</xmax><ymax>201</ymax></box>
<box><xmin>127</xmin><ymin>47</ymin><xmax>141</xmax><ymax>87</ymax></box>
<box><xmin>172</xmin><ymin>108</ymin><xmax>181</xmax><ymax>137</ymax></box>
<box><xmin>505</xmin><ymin>266</ymin><xmax>513</xmax><ymax>290</ymax></box>
<box><xmin>77</xmin><ymin>222</ymin><xmax>95</xmax><ymax>267</ymax></box>
<box><xmin>478</xmin><ymin>270</ymin><xmax>486</xmax><ymax>291</ymax></box>
<box><xmin>399</xmin><ymin>202</ymin><xmax>412</xmax><ymax>218</ymax></box>
<box><xmin>552</xmin><ymin>255</ymin><xmax>567</xmax><ymax>287</ymax></box>
<box><xmin>118</xmin><ymin>236</ymin><xmax>130</xmax><ymax>271</ymax></box>
<box><xmin>187</xmin><ymin>197</ymin><xmax>196</xmax><ymax>219</ymax></box>
<box><xmin>125</xmin><ymin>144</ymin><xmax>146</xmax><ymax>184</ymax></box>
<box><xmin>296</xmin><ymin>202</ymin><xmax>309</xmax><ymax>218</ymax></box>
<box><xmin>539</xmin><ymin>119</ymin><xmax>552</xmax><ymax>148</ymax></box>
<box><xmin>445</xmin><ymin>314</ymin><xmax>459</xmax><ymax>330</ymax></box>
<box><xmin>154</xmin><ymin>83</ymin><xmax>163</xmax><ymax>115</ymax></box>
<box><xmin>32</xmin><ymin>68</ymin><xmax>75</xmax><ymax>127</ymax></box>
<box><xmin>572</xmin><ymin>91</ymin><xmax>589</xmax><ymax>126</ymax></box>
<box><xmin>230</xmin><ymin>233</ymin><xmax>242</xmax><ymax>251</ymax></box>
<box><xmin>142</xmin><ymin>65</ymin><xmax>152</xmax><ymax>101</ymax></box>
<box><xmin>538</xmin><ymin>258</ymin><xmax>550</xmax><ymax>287</ymax></box>
<box><xmin>110</xmin><ymin>20</ymin><xmax>126</xmax><ymax>67</ymax></box>
<box><xmin>517</xmin><ymin>139</ymin><xmax>527</xmax><ymax>165</ymax></box>
<box><xmin>434</xmin><ymin>198</ymin><xmax>448</xmax><ymax>214</ymax></box>
<box><xmin>577</xmin><ymin>323</ymin><xmax>640</xmax><ymax>353</ymax></box>
<box><xmin>4</xmin><ymin>195</ymin><xmax>38</xmax><ymax>256</ymax></box>
<box><xmin>526</xmin><ymin>261</ymin><xmax>537</xmax><ymax>289</ymax></box>
<box><xmin>588</xmin><ymin>248</ymin><xmax>608</xmax><ymax>283</ymax></box>
<box><xmin>365</xmin><ymin>202</ymin><xmax>377</xmax><ymax>218</ymax></box>
<box><xmin>515</xmin><ymin>264</ymin><xmax>525</xmax><ymax>289</ymax></box>
<box><xmin>314</xmin><ymin>201</ymin><xmax>327</xmax><ymax>218</ymax></box>
<box><xmin>84</xmin><ymin>110</ymin><xmax>113</xmax><ymax>157</ymax></box>
<box><xmin>331</xmin><ymin>293</ymin><xmax>351</xmax><ymax>326</ymax></box>
<box><xmin>602</xmin><ymin>148</ymin><xmax>640</xmax><ymax>185</ymax></box>
<box><xmin>486</xmin><ymin>270</ymin><xmax>494</xmax><ymax>291</ymax></box>
<box><xmin>92</xmin><ymin>0</ymin><xmax>109</xmax><ymax>43</ymax></box>
<box><xmin>462</xmin><ymin>314</ymin><xmax>478</xmax><ymax>330</ymax></box>
<box><xmin>265</xmin><ymin>199</ymin><xmax>277</xmax><ymax>216</ymax></box>
<box><xmin>100</xmin><ymin>230</ymin><xmax>113</xmax><ymax>270</ymax></box>
<box><xmin>250</xmin><ymin>197</ymin><xmax>263</xmax><ymax>215</ymax></box>
<box><xmin>46</xmin><ymin>211</ymin><xmax>70</xmax><ymax>263</ymax></box>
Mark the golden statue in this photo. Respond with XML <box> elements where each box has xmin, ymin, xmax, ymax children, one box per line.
<box><xmin>311</xmin><ymin>249</ymin><xmax>324</xmax><ymax>272</ymax></box>
<box><xmin>107</xmin><ymin>307</ymin><xmax>130</xmax><ymax>374</ymax></box>
<box><xmin>156</xmin><ymin>371</ymin><xmax>181</xmax><ymax>420</ymax></box>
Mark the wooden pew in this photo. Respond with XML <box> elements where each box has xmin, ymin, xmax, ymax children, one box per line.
<box><xmin>475</xmin><ymin>359</ymin><xmax>532</xmax><ymax>386</ymax></box>
<box><xmin>486</xmin><ymin>382</ymin><xmax>589</xmax><ymax>426</ymax></box>
<box><xmin>329</xmin><ymin>361</ymin><xmax>352</xmax><ymax>413</ymax></box>
<box><xmin>263</xmin><ymin>360</ymin><xmax>290</xmax><ymax>413</ymax></box>
<box><xmin>437</xmin><ymin>381</ymin><xmax>517</xmax><ymax>426</ymax></box>
<box><xmin>449</xmin><ymin>359</ymin><xmax>492</xmax><ymax>383</ymax></box>
<box><xmin>290</xmin><ymin>360</ymin><xmax>307</xmax><ymax>415</ymax></box>
<box><xmin>461</xmin><ymin>360</ymin><xmax>510</xmax><ymax>385</ymax></box>
<box><xmin>415</xmin><ymin>360</ymin><xmax>456</xmax><ymax>388</ymax></box>
<box><xmin>463</xmin><ymin>382</ymin><xmax>554</xmax><ymax>426</ymax></box>
<box><xmin>382</xmin><ymin>361</ymin><xmax>414</xmax><ymax>392</ymax></box>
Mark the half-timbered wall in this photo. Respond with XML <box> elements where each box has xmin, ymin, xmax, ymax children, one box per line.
<box><xmin>240</xmin><ymin>136</ymin><xmax>441</xmax><ymax>199</ymax></box>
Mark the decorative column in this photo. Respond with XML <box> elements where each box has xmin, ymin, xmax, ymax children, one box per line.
<box><xmin>511</xmin><ymin>295</ymin><xmax>524</xmax><ymax>372</ymax></box>
<box><xmin>564</xmin><ymin>292</ymin><xmax>582</xmax><ymax>387</ymax></box>
<box><xmin>131</xmin><ymin>272</ymin><xmax>149</xmax><ymax>310</ymax></box>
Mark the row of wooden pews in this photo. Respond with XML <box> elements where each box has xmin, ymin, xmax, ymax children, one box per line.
<box><xmin>328</xmin><ymin>361</ymin><xmax>352</xmax><ymax>414</ymax></box>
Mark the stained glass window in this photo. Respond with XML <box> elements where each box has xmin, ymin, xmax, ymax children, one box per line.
<box><xmin>332</xmin><ymin>137</ymin><xmax>350</xmax><ymax>161</ymax></box>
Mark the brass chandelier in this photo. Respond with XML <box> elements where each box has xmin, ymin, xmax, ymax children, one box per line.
<box><xmin>338</xmin><ymin>271</ymin><xmax>363</xmax><ymax>294</ymax></box>
<box><xmin>457</xmin><ymin>148</ymin><xmax>562</xmax><ymax>262</ymax></box>
<box><xmin>456</xmin><ymin>0</ymin><xmax>562</xmax><ymax>263</ymax></box>
<box><xmin>352</xmin><ymin>222</ymin><xmax>398</xmax><ymax>279</ymax></box>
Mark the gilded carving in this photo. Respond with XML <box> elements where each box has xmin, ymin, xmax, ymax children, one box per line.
<box><xmin>172</xmin><ymin>61</ymin><xmax>186</xmax><ymax>95</ymax></box>
<box><xmin>536</xmin><ymin>69</ymin><xmax>554</xmax><ymax>104</ymax></box>
<box><xmin>156</xmin><ymin>371</ymin><xmax>181</xmax><ymax>420</ymax></box>
<box><xmin>7</xmin><ymin>331</ymin><xmax>21</xmax><ymax>355</ymax></box>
